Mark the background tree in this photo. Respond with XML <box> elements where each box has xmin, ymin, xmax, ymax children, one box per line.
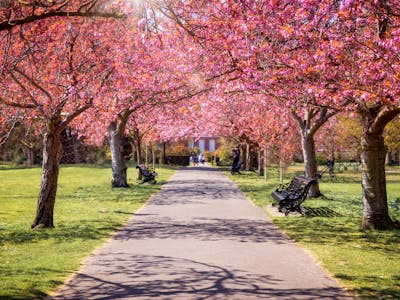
<box><xmin>383</xmin><ymin>116</ymin><xmax>400</xmax><ymax>165</ymax></box>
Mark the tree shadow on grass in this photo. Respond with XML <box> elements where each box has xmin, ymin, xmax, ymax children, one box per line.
<box><xmin>72</xmin><ymin>183</ymin><xmax>160</xmax><ymax>203</ymax></box>
<box><xmin>61</xmin><ymin>163</ymin><xmax>111</xmax><ymax>169</ymax></box>
<box><xmin>0</xmin><ymin>267</ymin><xmax>65</xmax><ymax>300</ymax></box>
<box><xmin>335</xmin><ymin>273</ymin><xmax>400</xmax><ymax>300</ymax></box>
<box><xmin>274</xmin><ymin>217</ymin><xmax>400</xmax><ymax>254</ymax></box>
<box><xmin>303</xmin><ymin>206</ymin><xmax>342</xmax><ymax>217</ymax></box>
<box><xmin>0</xmin><ymin>165</ymin><xmax>40</xmax><ymax>171</ymax></box>
<box><xmin>0</xmin><ymin>220</ymin><xmax>121</xmax><ymax>246</ymax></box>
<box><xmin>0</xmin><ymin>291</ymin><xmax>47</xmax><ymax>300</ymax></box>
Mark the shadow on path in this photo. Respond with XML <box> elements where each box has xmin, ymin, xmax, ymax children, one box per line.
<box><xmin>116</xmin><ymin>217</ymin><xmax>290</xmax><ymax>244</ymax></box>
<box><xmin>52</xmin><ymin>254</ymin><xmax>347</xmax><ymax>300</ymax></box>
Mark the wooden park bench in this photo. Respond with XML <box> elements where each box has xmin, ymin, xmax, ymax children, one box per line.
<box><xmin>271</xmin><ymin>176</ymin><xmax>317</xmax><ymax>216</ymax></box>
<box><xmin>136</xmin><ymin>164</ymin><xmax>157</xmax><ymax>184</ymax></box>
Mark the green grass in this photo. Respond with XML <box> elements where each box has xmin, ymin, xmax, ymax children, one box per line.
<box><xmin>227</xmin><ymin>165</ymin><xmax>400</xmax><ymax>300</ymax></box>
<box><xmin>0</xmin><ymin>163</ymin><xmax>176</xmax><ymax>299</ymax></box>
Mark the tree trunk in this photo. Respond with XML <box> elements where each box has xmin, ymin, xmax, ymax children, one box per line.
<box><xmin>361</xmin><ymin>122</ymin><xmax>394</xmax><ymax>230</ymax></box>
<box><xmin>20</xmin><ymin>139</ymin><xmax>35</xmax><ymax>166</ymax></box>
<box><xmin>73</xmin><ymin>136</ymin><xmax>80</xmax><ymax>164</ymax></box>
<box><xmin>301</xmin><ymin>134</ymin><xmax>322</xmax><ymax>197</ymax></box>
<box><xmin>131</xmin><ymin>142</ymin><xmax>137</xmax><ymax>164</ymax></box>
<box><xmin>25</xmin><ymin>146</ymin><xmax>34</xmax><ymax>166</ymax></box>
<box><xmin>152</xmin><ymin>145</ymin><xmax>155</xmax><ymax>170</ymax></box>
<box><xmin>264</xmin><ymin>147</ymin><xmax>268</xmax><ymax>182</ymax></box>
<box><xmin>162</xmin><ymin>142</ymin><xmax>166</xmax><ymax>164</ymax></box>
<box><xmin>257</xmin><ymin>149</ymin><xmax>263</xmax><ymax>176</ymax></box>
<box><xmin>137</xmin><ymin>139</ymin><xmax>142</xmax><ymax>165</ymax></box>
<box><xmin>397</xmin><ymin>150</ymin><xmax>400</xmax><ymax>165</ymax></box>
<box><xmin>31</xmin><ymin>130</ymin><xmax>62</xmax><ymax>229</ymax></box>
<box><xmin>240</xmin><ymin>144</ymin><xmax>246</xmax><ymax>169</ymax></box>
<box><xmin>245</xmin><ymin>143</ymin><xmax>251</xmax><ymax>171</ymax></box>
<box><xmin>145</xmin><ymin>144</ymin><xmax>149</xmax><ymax>165</ymax></box>
<box><xmin>291</xmin><ymin>108</ymin><xmax>337</xmax><ymax>198</ymax></box>
<box><xmin>109</xmin><ymin>121</ymin><xmax>129</xmax><ymax>188</ymax></box>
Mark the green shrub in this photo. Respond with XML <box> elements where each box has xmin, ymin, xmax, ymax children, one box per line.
<box><xmin>316</xmin><ymin>153</ymin><xmax>328</xmax><ymax>165</ymax></box>
<box><xmin>215</xmin><ymin>143</ymin><xmax>235</xmax><ymax>165</ymax></box>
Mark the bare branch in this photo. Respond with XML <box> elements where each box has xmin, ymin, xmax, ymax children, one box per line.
<box><xmin>0</xmin><ymin>117</ymin><xmax>18</xmax><ymax>146</ymax></box>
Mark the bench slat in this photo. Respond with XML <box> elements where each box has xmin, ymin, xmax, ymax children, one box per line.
<box><xmin>271</xmin><ymin>176</ymin><xmax>316</xmax><ymax>216</ymax></box>
<box><xmin>136</xmin><ymin>165</ymin><xmax>157</xmax><ymax>183</ymax></box>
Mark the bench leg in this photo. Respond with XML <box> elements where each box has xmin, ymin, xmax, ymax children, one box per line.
<box><xmin>296</xmin><ymin>205</ymin><xmax>306</xmax><ymax>216</ymax></box>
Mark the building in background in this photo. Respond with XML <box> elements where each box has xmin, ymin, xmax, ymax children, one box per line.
<box><xmin>188</xmin><ymin>137</ymin><xmax>217</xmax><ymax>153</ymax></box>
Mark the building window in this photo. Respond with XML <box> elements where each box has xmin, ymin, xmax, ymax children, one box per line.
<box><xmin>188</xmin><ymin>139</ymin><xmax>194</xmax><ymax>148</ymax></box>
<box><xmin>209</xmin><ymin>139</ymin><xmax>215</xmax><ymax>152</ymax></box>
<box><xmin>199</xmin><ymin>139</ymin><xmax>205</xmax><ymax>153</ymax></box>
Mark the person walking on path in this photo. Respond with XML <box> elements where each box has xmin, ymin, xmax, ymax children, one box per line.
<box><xmin>51</xmin><ymin>167</ymin><xmax>352</xmax><ymax>300</ymax></box>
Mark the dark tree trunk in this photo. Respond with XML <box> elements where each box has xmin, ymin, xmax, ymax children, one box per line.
<box><xmin>301</xmin><ymin>133</ymin><xmax>321</xmax><ymax>197</ymax></box>
<box><xmin>245</xmin><ymin>143</ymin><xmax>251</xmax><ymax>171</ymax></box>
<box><xmin>109</xmin><ymin>121</ymin><xmax>129</xmax><ymax>188</ymax></box>
<box><xmin>135</xmin><ymin>137</ymin><xmax>142</xmax><ymax>165</ymax></box>
<box><xmin>130</xmin><ymin>128</ymin><xmax>142</xmax><ymax>165</ymax></box>
<box><xmin>31</xmin><ymin>129</ymin><xmax>62</xmax><ymax>228</ymax></box>
<box><xmin>131</xmin><ymin>142</ymin><xmax>137</xmax><ymax>164</ymax></box>
<box><xmin>257</xmin><ymin>148</ymin><xmax>263</xmax><ymax>176</ymax></box>
<box><xmin>162</xmin><ymin>142</ymin><xmax>166</xmax><ymax>164</ymax></box>
<box><xmin>73</xmin><ymin>136</ymin><xmax>80</xmax><ymax>164</ymax></box>
<box><xmin>152</xmin><ymin>145</ymin><xmax>156</xmax><ymax>170</ymax></box>
<box><xmin>360</xmin><ymin>111</ymin><xmax>396</xmax><ymax>230</ymax></box>
<box><xmin>145</xmin><ymin>144</ymin><xmax>149</xmax><ymax>165</ymax></box>
<box><xmin>20</xmin><ymin>139</ymin><xmax>35</xmax><ymax>166</ymax></box>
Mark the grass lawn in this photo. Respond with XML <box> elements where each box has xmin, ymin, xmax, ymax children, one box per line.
<box><xmin>227</xmin><ymin>164</ymin><xmax>400</xmax><ymax>300</ymax></box>
<box><xmin>0</xmin><ymin>163</ymin><xmax>176</xmax><ymax>300</ymax></box>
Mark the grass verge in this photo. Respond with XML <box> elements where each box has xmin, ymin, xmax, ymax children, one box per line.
<box><xmin>227</xmin><ymin>164</ymin><xmax>400</xmax><ymax>300</ymax></box>
<box><xmin>0</xmin><ymin>163</ymin><xmax>176</xmax><ymax>300</ymax></box>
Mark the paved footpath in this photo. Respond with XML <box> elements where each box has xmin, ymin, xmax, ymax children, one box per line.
<box><xmin>51</xmin><ymin>167</ymin><xmax>352</xmax><ymax>300</ymax></box>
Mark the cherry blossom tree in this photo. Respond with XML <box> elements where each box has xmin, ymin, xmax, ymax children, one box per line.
<box><xmin>0</xmin><ymin>14</ymin><xmax>125</xmax><ymax>228</ymax></box>
<box><xmin>290</xmin><ymin>0</ymin><xmax>400</xmax><ymax>229</ymax></box>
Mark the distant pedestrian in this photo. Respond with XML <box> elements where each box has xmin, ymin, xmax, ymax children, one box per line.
<box><xmin>232</xmin><ymin>147</ymin><xmax>240</xmax><ymax>166</ymax></box>
<box><xmin>198</xmin><ymin>153</ymin><xmax>204</xmax><ymax>165</ymax></box>
<box><xmin>215</xmin><ymin>155</ymin><xmax>220</xmax><ymax>166</ymax></box>
<box><xmin>327</xmin><ymin>159</ymin><xmax>335</xmax><ymax>177</ymax></box>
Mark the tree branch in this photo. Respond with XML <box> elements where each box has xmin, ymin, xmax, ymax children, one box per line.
<box><xmin>15</xmin><ymin>67</ymin><xmax>53</xmax><ymax>102</ymax></box>
<box><xmin>0</xmin><ymin>96</ymin><xmax>36</xmax><ymax>109</ymax></box>
<box><xmin>290</xmin><ymin>109</ymin><xmax>306</xmax><ymax>131</ymax></box>
<box><xmin>1</xmin><ymin>11</ymin><xmax>123</xmax><ymax>32</ymax></box>
<box><xmin>0</xmin><ymin>117</ymin><xmax>19</xmax><ymax>146</ymax></box>
<box><xmin>57</xmin><ymin>100</ymin><xmax>93</xmax><ymax>132</ymax></box>
<box><xmin>370</xmin><ymin>106</ymin><xmax>400</xmax><ymax>135</ymax></box>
